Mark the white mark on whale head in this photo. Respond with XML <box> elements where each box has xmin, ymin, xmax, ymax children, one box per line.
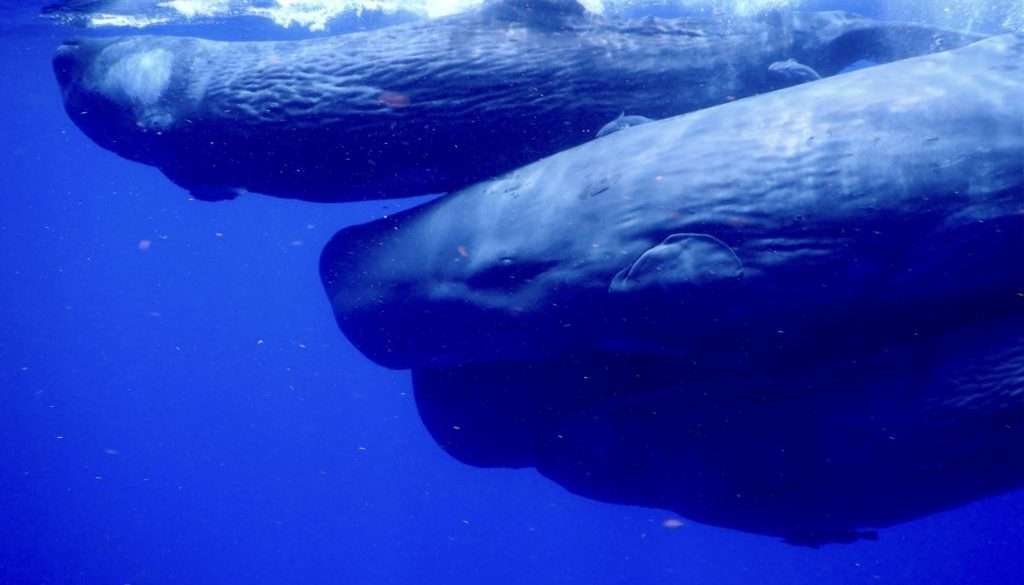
<box><xmin>101</xmin><ymin>47</ymin><xmax>174</xmax><ymax>115</ymax></box>
<box><xmin>98</xmin><ymin>47</ymin><xmax>176</xmax><ymax>128</ymax></box>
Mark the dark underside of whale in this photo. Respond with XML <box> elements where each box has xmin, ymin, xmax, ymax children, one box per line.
<box><xmin>411</xmin><ymin>317</ymin><xmax>1024</xmax><ymax>546</ymax></box>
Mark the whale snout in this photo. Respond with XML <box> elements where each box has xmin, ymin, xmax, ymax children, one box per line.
<box><xmin>53</xmin><ymin>38</ymin><xmax>117</xmax><ymax>91</ymax></box>
<box><xmin>53</xmin><ymin>36</ymin><xmax>177</xmax><ymax>167</ymax></box>
<box><xmin>53</xmin><ymin>41</ymin><xmax>82</xmax><ymax>90</ymax></box>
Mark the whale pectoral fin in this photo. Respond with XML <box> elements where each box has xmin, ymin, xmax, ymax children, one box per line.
<box><xmin>187</xmin><ymin>185</ymin><xmax>241</xmax><ymax>202</ymax></box>
<box><xmin>161</xmin><ymin>167</ymin><xmax>241</xmax><ymax>201</ymax></box>
<box><xmin>609</xmin><ymin>233</ymin><xmax>743</xmax><ymax>295</ymax></box>
<box><xmin>767</xmin><ymin>59</ymin><xmax>822</xmax><ymax>89</ymax></box>
<box><xmin>783</xmin><ymin>528</ymin><xmax>879</xmax><ymax>548</ymax></box>
<box><xmin>595</xmin><ymin>114</ymin><xmax>655</xmax><ymax>139</ymax></box>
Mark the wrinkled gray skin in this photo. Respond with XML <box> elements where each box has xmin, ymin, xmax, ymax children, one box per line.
<box><xmin>321</xmin><ymin>34</ymin><xmax>1024</xmax><ymax>371</ymax></box>
<box><xmin>53</xmin><ymin>1</ymin><xmax>981</xmax><ymax>202</ymax></box>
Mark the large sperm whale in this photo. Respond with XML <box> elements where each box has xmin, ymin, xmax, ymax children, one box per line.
<box><xmin>321</xmin><ymin>33</ymin><xmax>1023</xmax><ymax>370</ymax></box>
<box><xmin>321</xmin><ymin>34</ymin><xmax>1024</xmax><ymax>544</ymax></box>
<box><xmin>52</xmin><ymin>0</ymin><xmax>980</xmax><ymax>202</ymax></box>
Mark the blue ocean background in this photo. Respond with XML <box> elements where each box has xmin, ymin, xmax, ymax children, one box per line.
<box><xmin>2</xmin><ymin>1</ymin><xmax>1023</xmax><ymax>583</ymax></box>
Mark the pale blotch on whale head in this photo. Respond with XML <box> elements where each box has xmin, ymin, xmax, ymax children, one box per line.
<box><xmin>102</xmin><ymin>48</ymin><xmax>172</xmax><ymax>106</ymax></box>
<box><xmin>55</xmin><ymin>37</ymin><xmax>189</xmax><ymax>166</ymax></box>
<box><xmin>100</xmin><ymin>48</ymin><xmax>175</xmax><ymax>127</ymax></box>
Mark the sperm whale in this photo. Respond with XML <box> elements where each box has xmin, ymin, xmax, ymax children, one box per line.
<box><xmin>53</xmin><ymin>1</ymin><xmax>980</xmax><ymax>202</ymax></box>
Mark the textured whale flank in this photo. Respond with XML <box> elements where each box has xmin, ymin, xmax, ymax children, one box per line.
<box><xmin>54</xmin><ymin>9</ymin><xmax>984</xmax><ymax>201</ymax></box>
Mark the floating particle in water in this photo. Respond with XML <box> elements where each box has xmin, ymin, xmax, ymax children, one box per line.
<box><xmin>662</xmin><ymin>518</ymin><xmax>684</xmax><ymax>528</ymax></box>
<box><xmin>137</xmin><ymin>239</ymin><xmax>152</xmax><ymax>251</ymax></box>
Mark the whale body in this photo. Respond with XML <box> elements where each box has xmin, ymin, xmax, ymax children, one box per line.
<box><xmin>319</xmin><ymin>34</ymin><xmax>1024</xmax><ymax>544</ymax></box>
<box><xmin>411</xmin><ymin>316</ymin><xmax>1024</xmax><ymax>545</ymax></box>
<box><xmin>53</xmin><ymin>1</ymin><xmax>980</xmax><ymax>202</ymax></box>
<box><xmin>321</xmin><ymin>34</ymin><xmax>1024</xmax><ymax>370</ymax></box>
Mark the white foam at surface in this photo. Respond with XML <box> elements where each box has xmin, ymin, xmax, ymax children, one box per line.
<box><xmin>247</xmin><ymin>0</ymin><xmax>412</xmax><ymax>30</ymax></box>
<box><xmin>158</xmin><ymin>0</ymin><xmax>231</xmax><ymax>18</ymax></box>
<box><xmin>68</xmin><ymin>0</ymin><xmax>1024</xmax><ymax>32</ymax></box>
<box><xmin>243</xmin><ymin>1</ymin><xmax>603</xmax><ymax>28</ymax></box>
<box><xmin>88</xmin><ymin>13</ymin><xmax>174</xmax><ymax>27</ymax></box>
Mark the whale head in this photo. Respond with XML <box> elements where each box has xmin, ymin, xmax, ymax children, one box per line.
<box><xmin>54</xmin><ymin>36</ymin><xmax>189</xmax><ymax>166</ymax></box>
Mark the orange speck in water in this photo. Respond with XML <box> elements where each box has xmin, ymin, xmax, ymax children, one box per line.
<box><xmin>457</xmin><ymin>245</ymin><xmax>469</xmax><ymax>258</ymax></box>
<box><xmin>378</xmin><ymin>91</ymin><xmax>411</xmax><ymax>108</ymax></box>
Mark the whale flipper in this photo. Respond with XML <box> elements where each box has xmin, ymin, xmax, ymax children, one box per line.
<box><xmin>783</xmin><ymin>529</ymin><xmax>880</xmax><ymax>547</ymax></box>
<box><xmin>596</xmin><ymin>114</ymin><xmax>655</xmax><ymax>138</ymax></box>
<box><xmin>188</xmin><ymin>184</ymin><xmax>241</xmax><ymax>202</ymax></box>
<box><xmin>767</xmin><ymin>59</ymin><xmax>822</xmax><ymax>89</ymax></box>
<box><xmin>609</xmin><ymin>233</ymin><xmax>744</xmax><ymax>295</ymax></box>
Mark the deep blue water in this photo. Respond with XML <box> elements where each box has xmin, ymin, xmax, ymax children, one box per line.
<box><xmin>3</xmin><ymin>3</ymin><xmax>1024</xmax><ymax>584</ymax></box>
